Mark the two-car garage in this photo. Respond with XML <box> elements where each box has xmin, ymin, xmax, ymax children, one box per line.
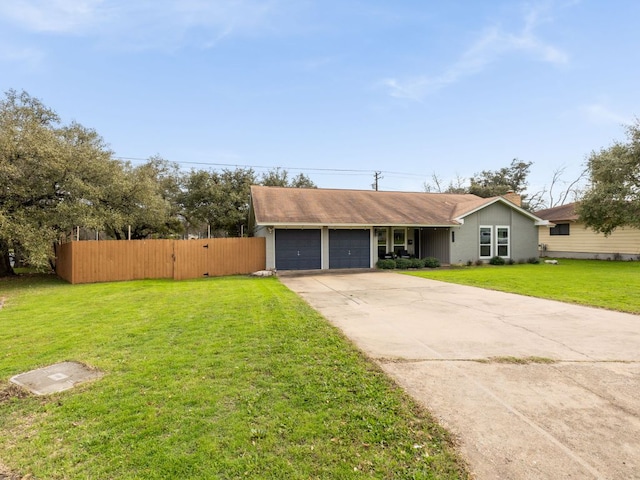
<box><xmin>275</xmin><ymin>229</ymin><xmax>371</xmax><ymax>271</ymax></box>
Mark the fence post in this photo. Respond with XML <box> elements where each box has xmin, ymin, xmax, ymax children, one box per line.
<box><xmin>172</xmin><ymin>240</ymin><xmax>177</xmax><ymax>280</ymax></box>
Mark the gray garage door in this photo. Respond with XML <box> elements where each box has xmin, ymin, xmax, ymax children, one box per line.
<box><xmin>275</xmin><ymin>229</ymin><xmax>321</xmax><ymax>270</ymax></box>
<box><xmin>329</xmin><ymin>229</ymin><xmax>370</xmax><ymax>269</ymax></box>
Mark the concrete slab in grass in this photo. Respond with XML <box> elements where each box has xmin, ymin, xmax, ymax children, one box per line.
<box><xmin>10</xmin><ymin>361</ymin><xmax>104</xmax><ymax>395</ymax></box>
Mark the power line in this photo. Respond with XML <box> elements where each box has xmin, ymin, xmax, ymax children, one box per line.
<box><xmin>115</xmin><ymin>157</ymin><xmax>381</xmax><ymax>174</ymax></box>
<box><xmin>113</xmin><ymin>156</ymin><xmax>431</xmax><ymax>179</ymax></box>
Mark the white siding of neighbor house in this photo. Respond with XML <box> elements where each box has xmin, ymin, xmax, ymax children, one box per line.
<box><xmin>538</xmin><ymin>223</ymin><xmax>640</xmax><ymax>259</ymax></box>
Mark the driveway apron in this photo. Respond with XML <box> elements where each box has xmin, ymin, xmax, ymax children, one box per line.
<box><xmin>279</xmin><ymin>272</ymin><xmax>640</xmax><ymax>480</ymax></box>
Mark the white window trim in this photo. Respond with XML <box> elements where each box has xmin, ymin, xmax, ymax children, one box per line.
<box><xmin>393</xmin><ymin>227</ymin><xmax>407</xmax><ymax>253</ymax></box>
<box><xmin>377</xmin><ymin>227</ymin><xmax>388</xmax><ymax>248</ymax></box>
<box><xmin>496</xmin><ymin>225</ymin><xmax>510</xmax><ymax>259</ymax></box>
<box><xmin>376</xmin><ymin>227</ymin><xmax>388</xmax><ymax>259</ymax></box>
<box><xmin>479</xmin><ymin>225</ymin><xmax>493</xmax><ymax>258</ymax></box>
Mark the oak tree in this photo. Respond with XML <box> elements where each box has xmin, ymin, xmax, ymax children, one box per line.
<box><xmin>0</xmin><ymin>90</ymin><xmax>120</xmax><ymax>275</ymax></box>
<box><xmin>469</xmin><ymin>158</ymin><xmax>532</xmax><ymax>198</ymax></box>
<box><xmin>577</xmin><ymin>121</ymin><xmax>640</xmax><ymax>235</ymax></box>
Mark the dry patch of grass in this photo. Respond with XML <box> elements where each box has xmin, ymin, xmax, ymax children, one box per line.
<box><xmin>0</xmin><ymin>383</ymin><xmax>30</xmax><ymax>404</ymax></box>
<box><xmin>0</xmin><ymin>462</ymin><xmax>27</xmax><ymax>480</ymax></box>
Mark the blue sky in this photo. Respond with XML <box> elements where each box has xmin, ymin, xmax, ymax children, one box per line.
<box><xmin>1</xmin><ymin>1</ymin><xmax>639</xmax><ymax>203</ymax></box>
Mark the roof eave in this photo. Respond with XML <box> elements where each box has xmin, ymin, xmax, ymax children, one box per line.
<box><xmin>254</xmin><ymin>221</ymin><xmax>459</xmax><ymax>228</ymax></box>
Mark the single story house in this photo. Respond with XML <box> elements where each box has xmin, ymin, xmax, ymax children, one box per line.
<box><xmin>249</xmin><ymin>186</ymin><xmax>549</xmax><ymax>270</ymax></box>
<box><xmin>536</xmin><ymin>202</ymin><xmax>640</xmax><ymax>260</ymax></box>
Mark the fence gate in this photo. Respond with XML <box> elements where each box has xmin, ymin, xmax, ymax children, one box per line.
<box><xmin>172</xmin><ymin>238</ymin><xmax>210</xmax><ymax>280</ymax></box>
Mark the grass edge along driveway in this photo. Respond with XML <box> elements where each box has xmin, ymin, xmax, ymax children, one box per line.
<box><xmin>405</xmin><ymin>259</ymin><xmax>640</xmax><ymax>314</ymax></box>
<box><xmin>0</xmin><ymin>275</ymin><xmax>468</xmax><ymax>479</ymax></box>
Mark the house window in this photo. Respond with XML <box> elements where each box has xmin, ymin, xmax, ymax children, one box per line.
<box><xmin>377</xmin><ymin>228</ymin><xmax>387</xmax><ymax>257</ymax></box>
<box><xmin>479</xmin><ymin>226</ymin><xmax>492</xmax><ymax>258</ymax></box>
<box><xmin>393</xmin><ymin>228</ymin><xmax>406</xmax><ymax>255</ymax></box>
<box><xmin>550</xmin><ymin>223</ymin><xmax>570</xmax><ymax>235</ymax></box>
<box><xmin>497</xmin><ymin>226</ymin><xmax>510</xmax><ymax>257</ymax></box>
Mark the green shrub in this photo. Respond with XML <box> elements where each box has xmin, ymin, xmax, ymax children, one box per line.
<box><xmin>507</xmin><ymin>258</ymin><xmax>516</xmax><ymax>265</ymax></box>
<box><xmin>395</xmin><ymin>258</ymin><xmax>412</xmax><ymax>269</ymax></box>
<box><xmin>489</xmin><ymin>256</ymin><xmax>505</xmax><ymax>265</ymax></box>
<box><xmin>376</xmin><ymin>259</ymin><xmax>396</xmax><ymax>269</ymax></box>
<box><xmin>527</xmin><ymin>257</ymin><xmax>540</xmax><ymax>264</ymax></box>
<box><xmin>409</xmin><ymin>258</ymin><xmax>425</xmax><ymax>268</ymax></box>
<box><xmin>423</xmin><ymin>257</ymin><xmax>440</xmax><ymax>268</ymax></box>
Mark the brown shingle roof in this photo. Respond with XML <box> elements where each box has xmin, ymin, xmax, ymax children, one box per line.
<box><xmin>250</xmin><ymin>185</ymin><xmax>493</xmax><ymax>226</ymax></box>
<box><xmin>534</xmin><ymin>202</ymin><xmax>578</xmax><ymax>222</ymax></box>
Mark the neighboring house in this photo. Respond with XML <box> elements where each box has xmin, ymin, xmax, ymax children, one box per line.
<box><xmin>536</xmin><ymin>202</ymin><xmax>640</xmax><ymax>260</ymax></box>
<box><xmin>249</xmin><ymin>186</ymin><xmax>549</xmax><ymax>270</ymax></box>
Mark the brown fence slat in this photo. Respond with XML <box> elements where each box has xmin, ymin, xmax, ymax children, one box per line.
<box><xmin>55</xmin><ymin>238</ymin><xmax>265</xmax><ymax>284</ymax></box>
<box><xmin>54</xmin><ymin>242</ymin><xmax>74</xmax><ymax>284</ymax></box>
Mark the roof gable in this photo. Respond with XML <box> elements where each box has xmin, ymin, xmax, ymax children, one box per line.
<box><xmin>454</xmin><ymin>196</ymin><xmax>548</xmax><ymax>224</ymax></box>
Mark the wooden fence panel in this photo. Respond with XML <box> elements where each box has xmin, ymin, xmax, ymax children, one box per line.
<box><xmin>67</xmin><ymin>240</ymin><xmax>174</xmax><ymax>284</ymax></box>
<box><xmin>54</xmin><ymin>242</ymin><xmax>74</xmax><ymax>284</ymax></box>
<box><xmin>173</xmin><ymin>237</ymin><xmax>266</xmax><ymax>280</ymax></box>
<box><xmin>209</xmin><ymin>237</ymin><xmax>265</xmax><ymax>277</ymax></box>
<box><xmin>55</xmin><ymin>238</ymin><xmax>266</xmax><ymax>284</ymax></box>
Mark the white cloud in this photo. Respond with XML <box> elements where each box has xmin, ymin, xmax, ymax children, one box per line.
<box><xmin>0</xmin><ymin>0</ymin><xmax>105</xmax><ymax>34</ymax></box>
<box><xmin>582</xmin><ymin>103</ymin><xmax>630</xmax><ymax>126</ymax></box>
<box><xmin>0</xmin><ymin>0</ymin><xmax>291</xmax><ymax>50</ymax></box>
<box><xmin>382</xmin><ymin>2</ymin><xmax>570</xmax><ymax>101</ymax></box>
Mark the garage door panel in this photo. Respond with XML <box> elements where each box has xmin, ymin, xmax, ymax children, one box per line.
<box><xmin>329</xmin><ymin>230</ymin><xmax>370</xmax><ymax>269</ymax></box>
<box><xmin>275</xmin><ymin>230</ymin><xmax>321</xmax><ymax>270</ymax></box>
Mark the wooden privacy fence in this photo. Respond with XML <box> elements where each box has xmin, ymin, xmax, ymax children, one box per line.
<box><xmin>55</xmin><ymin>238</ymin><xmax>266</xmax><ymax>284</ymax></box>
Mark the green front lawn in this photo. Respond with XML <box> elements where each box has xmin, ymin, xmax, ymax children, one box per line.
<box><xmin>405</xmin><ymin>259</ymin><xmax>640</xmax><ymax>314</ymax></box>
<box><xmin>0</xmin><ymin>275</ymin><xmax>467</xmax><ymax>479</ymax></box>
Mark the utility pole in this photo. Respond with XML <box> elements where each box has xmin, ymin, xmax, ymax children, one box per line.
<box><xmin>372</xmin><ymin>171</ymin><xmax>383</xmax><ymax>191</ymax></box>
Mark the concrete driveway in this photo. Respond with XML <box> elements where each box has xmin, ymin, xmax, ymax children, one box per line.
<box><xmin>279</xmin><ymin>271</ymin><xmax>640</xmax><ymax>480</ymax></box>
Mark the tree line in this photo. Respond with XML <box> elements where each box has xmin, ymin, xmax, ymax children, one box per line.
<box><xmin>2</xmin><ymin>89</ymin><xmax>638</xmax><ymax>276</ymax></box>
<box><xmin>0</xmin><ymin>90</ymin><xmax>314</xmax><ymax>276</ymax></box>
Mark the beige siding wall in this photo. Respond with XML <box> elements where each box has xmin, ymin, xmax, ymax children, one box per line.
<box><xmin>539</xmin><ymin>222</ymin><xmax>640</xmax><ymax>258</ymax></box>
